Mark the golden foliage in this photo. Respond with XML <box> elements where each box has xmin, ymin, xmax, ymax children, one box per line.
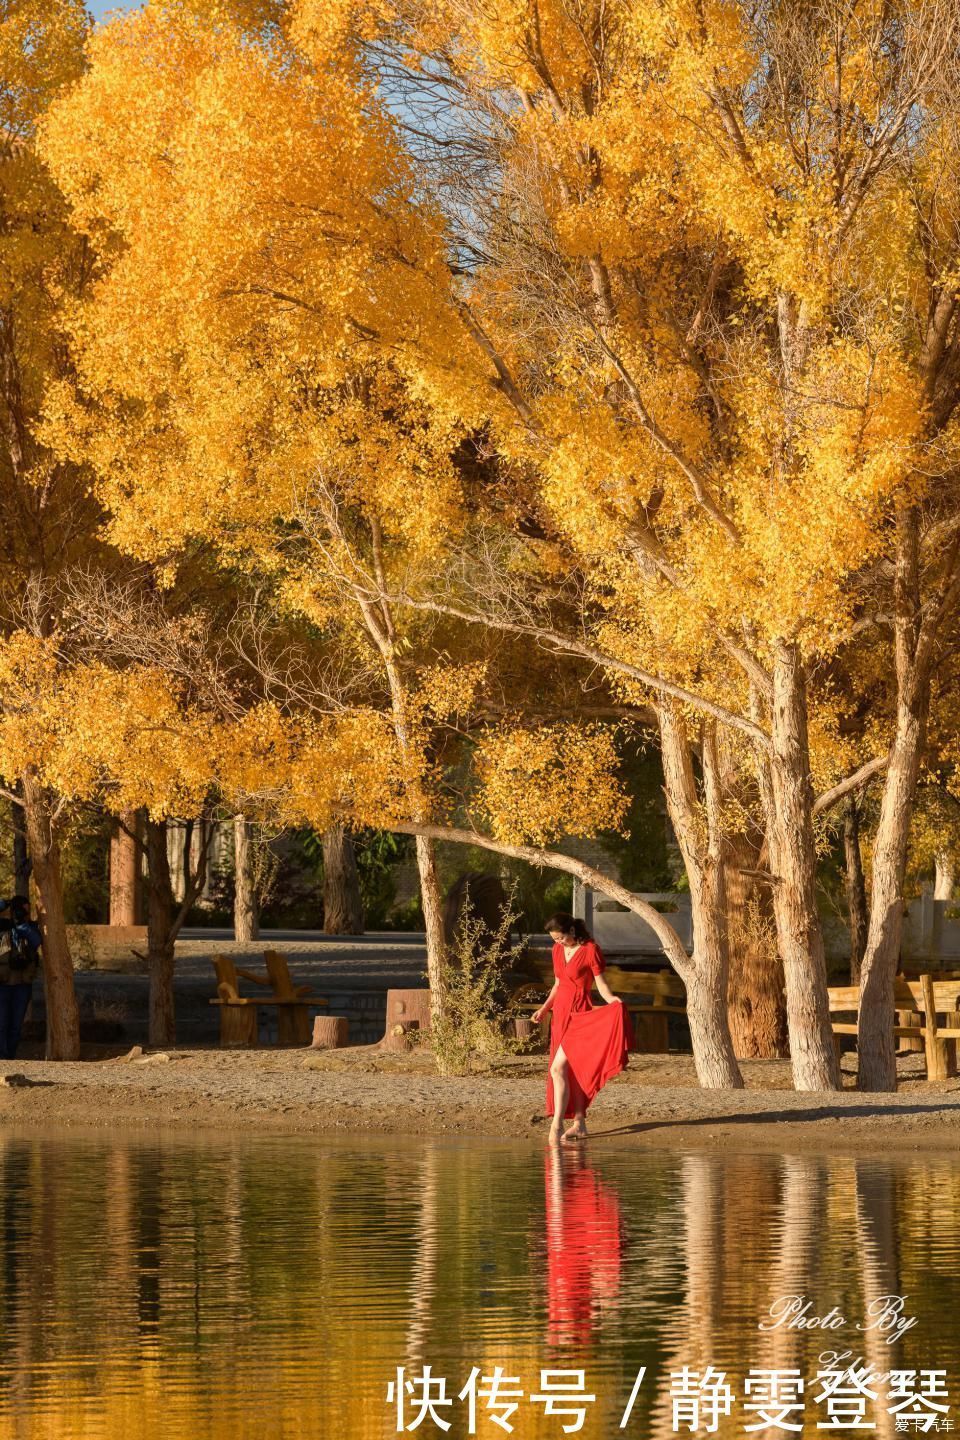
<box><xmin>475</xmin><ymin>724</ymin><xmax>628</xmax><ymax>846</ymax></box>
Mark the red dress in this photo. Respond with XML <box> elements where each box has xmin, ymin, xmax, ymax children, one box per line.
<box><xmin>545</xmin><ymin>941</ymin><xmax>634</xmax><ymax>1118</ymax></box>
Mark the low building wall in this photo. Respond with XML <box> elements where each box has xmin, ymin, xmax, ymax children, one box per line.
<box><xmin>66</xmin><ymin>925</ymin><xmax>148</xmax><ymax>972</ymax></box>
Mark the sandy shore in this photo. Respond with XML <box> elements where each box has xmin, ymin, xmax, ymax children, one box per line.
<box><xmin>1</xmin><ymin>1045</ymin><xmax>959</xmax><ymax>1151</ymax></box>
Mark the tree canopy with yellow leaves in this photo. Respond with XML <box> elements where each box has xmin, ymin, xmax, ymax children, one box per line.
<box><xmin>32</xmin><ymin>0</ymin><xmax>960</xmax><ymax>1089</ymax></box>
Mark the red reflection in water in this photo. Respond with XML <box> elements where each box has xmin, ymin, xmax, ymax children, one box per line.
<box><xmin>544</xmin><ymin>1148</ymin><xmax>623</xmax><ymax>1347</ymax></box>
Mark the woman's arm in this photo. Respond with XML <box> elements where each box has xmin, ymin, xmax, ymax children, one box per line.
<box><xmin>587</xmin><ymin>941</ymin><xmax>620</xmax><ymax>1004</ymax></box>
<box><xmin>531</xmin><ymin>980</ymin><xmax>559</xmax><ymax>1024</ymax></box>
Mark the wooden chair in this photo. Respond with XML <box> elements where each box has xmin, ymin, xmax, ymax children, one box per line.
<box><xmin>210</xmin><ymin>954</ymin><xmax>326</xmax><ymax>1048</ymax></box>
<box><xmin>829</xmin><ymin>975</ymin><xmax>960</xmax><ymax>1080</ymax></box>
<box><xmin>209</xmin><ymin>957</ymin><xmax>268</xmax><ymax>1048</ymax></box>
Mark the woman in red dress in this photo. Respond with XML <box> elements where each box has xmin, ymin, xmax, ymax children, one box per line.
<box><xmin>531</xmin><ymin>913</ymin><xmax>634</xmax><ymax>1145</ymax></box>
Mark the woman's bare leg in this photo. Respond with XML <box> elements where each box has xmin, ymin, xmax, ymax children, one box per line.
<box><xmin>549</xmin><ymin>1045</ymin><xmax>570</xmax><ymax>1143</ymax></box>
<box><xmin>564</xmin><ymin>1106</ymin><xmax>588</xmax><ymax>1143</ymax></box>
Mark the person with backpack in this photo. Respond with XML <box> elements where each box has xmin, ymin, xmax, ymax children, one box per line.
<box><xmin>0</xmin><ymin>895</ymin><xmax>42</xmax><ymax>1061</ymax></box>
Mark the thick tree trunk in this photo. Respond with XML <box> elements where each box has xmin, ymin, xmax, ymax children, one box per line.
<box><xmin>233</xmin><ymin>814</ymin><xmax>259</xmax><ymax>943</ymax></box>
<box><xmin>110</xmin><ymin>810</ymin><xmax>141</xmax><ymax>926</ymax></box>
<box><xmin>857</xmin><ymin>700</ymin><xmax>927</xmax><ymax>1091</ymax></box>
<box><xmin>685</xmin><ymin>920</ymin><xmax>745</xmax><ymax>1089</ymax></box>
<box><xmin>20</xmin><ymin>771</ymin><xmax>79</xmax><ymax>1060</ymax></box>
<box><xmin>11</xmin><ymin>796</ymin><xmax>29</xmax><ymax>899</ymax></box>
<box><xmin>321</xmin><ymin>825</ymin><xmax>363</xmax><ymax>935</ymax></box>
<box><xmin>658</xmin><ymin>706</ymin><xmax>743</xmax><ymax>1088</ymax></box>
<box><xmin>844</xmin><ymin>797</ymin><xmax>869</xmax><ymax>985</ymax></box>
<box><xmin>766</xmin><ymin>644</ymin><xmax>840</xmax><ymax>1090</ymax></box>
<box><xmin>145</xmin><ymin>819</ymin><xmax>177</xmax><ymax>1048</ymax></box>
<box><xmin>148</xmin><ymin>934</ymin><xmax>176</xmax><ymax>1049</ymax></box>
<box><xmin>858</xmin><ymin>504</ymin><xmax>934</xmax><ymax>1093</ymax></box>
<box><xmin>935</xmin><ymin>852</ymin><xmax>955</xmax><ymax>901</ymax></box>
<box><xmin>725</xmin><ymin>828</ymin><xmax>788</xmax><ymax>1059</ymax></box>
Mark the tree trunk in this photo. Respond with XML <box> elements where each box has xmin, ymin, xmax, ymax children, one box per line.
<box><xmin>416</xmin><ymin>835</ymin><xmax>448</xmax><ymax>1022</ymax></box>
<box><xmin>857</xmin><ymin>699</ymin><xmax>927</xmax><ymax>1091</ymax></box>
<box><xmin>233</xmin><ymin>814</ymin><xmax>259</xmax><ymax>943</ymax></box>
<box><xmin>321</xmin><ymin>825</ymin><xmax>363</xmax><ymax>935</ymax></box>
<box><xmin>110</xmin><ymin>810</ymin><xmax>142</xmax><ymax>926</ymax></box>
<box><xmin>844</xmin><ymin>797</ymin><xmax>869</xmax><ymax>985</ymax></box>
<box><xmin>725</xmin><ymin>828</ymin><xmax>788</xmax><ymax>1059</ymax></box>
<box><xmin>148</xmin><ymin>933</ymin><xmax>176</xmax><ymax>1049</ymax></box>
<box><xmin>766</xmin><ymin>644</ymin><xmax>840</xmax><ymax>1091</ymax></box>
<box><xmin>11</xmin><ymin>795</ymin><xmax>29</xmax><ymax>899</ymax></box>
<box><xmin>658</xmin><ymin>706</ymin><xmax>744</xmax><ymax>1088</ymax></box>
<box><xmin>145</xmin><ymin>818</ymin><xmax>177</xmax><ymax>1048</ymax></box>
<box><xmin>935</xmin><ymin>851</ymin><xmax>955</xmax><ymax>902</ymax></box>
<box><xmin>166</xmin><ymin>821</ymin><xmax>186</xmax><ymax>902</ymax></box>
<box><xmin>685</xmin><ymin>928</ymin><xmax>745</xmax><ymax>1089</ymax></box>
<box><xmin>20</xmin><ymin>771</ymin><xmax>79</xmax><ymax>1060</ymax></box>
<box><xmin>858</xmin><ymin>504</ymin><xmax>933</xmax><ymax>1093</ymax></box>
<box><xmin>354</xmin><ymin>559</ymin><xmax>447</xmax><ymax>1022</ymax></box>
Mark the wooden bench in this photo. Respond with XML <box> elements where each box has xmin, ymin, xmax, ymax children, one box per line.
<box><xmin>604</xmin><ymin>966</ymin><xmax>687</xmax><ymax>1053</ymax></box>
<box><xmin>510</xmin><ymin>958</ymin><xmax>687</xmax><ymax>1054</ymax></box>
<box><xmin>210</xmin><ymin>952</ymin><xmax>326</xmax><ymax>1048</ymax></box>
<box><xmin>829</xmin><ymin>975</ymin><xmax>960</xmax><ymax>1080</ymax></box>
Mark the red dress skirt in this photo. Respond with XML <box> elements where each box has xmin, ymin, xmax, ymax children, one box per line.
<box><xmin>545</xmin><ymin>941</ymin><xmax>634</xmax><ymax>1118</ymax></box>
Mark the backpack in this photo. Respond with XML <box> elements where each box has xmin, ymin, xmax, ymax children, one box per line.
<box><xmin>8</xmin><ymin>920</ymin><xmax>41</xmax><ymax>973</ymax></box>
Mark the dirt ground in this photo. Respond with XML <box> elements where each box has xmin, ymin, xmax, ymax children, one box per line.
<box><xmin>2</xmin><ymin>1043</ymin><xmax>960</xmax><ymax>1151</ymax></box>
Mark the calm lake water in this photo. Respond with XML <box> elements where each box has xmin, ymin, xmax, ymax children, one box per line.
<box><xmin>0</xmin><ymin>1129</ymin><xmax>956</xmax><ymax>1439</ymax></box>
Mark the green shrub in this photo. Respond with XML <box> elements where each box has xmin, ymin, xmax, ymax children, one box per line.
<box><xmin>429</xmin><ymin>884</ymin><xmax>529</xmax><ymax>1076</ymax></box>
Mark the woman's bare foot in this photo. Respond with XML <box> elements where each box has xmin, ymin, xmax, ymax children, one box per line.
<box><xmin>561</xmin><ymin>1121</ymin><xmax>588</xmax><ymax>1144</ymax></box>
<box><xmin>548</xmin><ymin>1122</ymin><xmax>564</xmax><ymax>1145</ymax></box>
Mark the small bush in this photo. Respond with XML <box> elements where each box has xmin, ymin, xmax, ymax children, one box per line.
<box><xmin>429</xmin><ymin>884</ymin><xmax>529</xmax><ymax>1076</ymax></box>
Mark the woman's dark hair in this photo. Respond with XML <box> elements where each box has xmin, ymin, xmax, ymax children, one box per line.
<box><xmin>543</xmin><ymin>912</ymin><xmax>591</xmax><ymax>942</ymax></box>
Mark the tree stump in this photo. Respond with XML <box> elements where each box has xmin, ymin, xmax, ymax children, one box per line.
<box><xmin>311</xmin><ymin>1015</ymin><xmax>349</xmax><ymax>1049</ymax></box>
<box><xmin>378</xmin><ymin>989</ymin><xmax>432</xmax><ymax>1050</ymax></box>
<box><xmin>513</xmin><ymin>1017</ymin><xmax>548</xmax><ymax>1049</ymax></box>
<box><xmin>381</xmin><ymin>1020</ymin><xmax>420</xmax><ymax>1053</ymax></box>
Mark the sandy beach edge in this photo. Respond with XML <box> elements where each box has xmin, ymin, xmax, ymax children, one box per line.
<box><xmin>0</xmin><ymin>1047</ymin><xmax>957</xmax><ymax>1153</ymax></box>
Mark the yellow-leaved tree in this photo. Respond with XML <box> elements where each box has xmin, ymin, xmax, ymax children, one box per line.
<box><xmin>41</xmin><ymin>0</ymin><xmax>960</xmax><ymax>1093</ymax></box>
<box><xmin>289</xmin><ymin>0</ymin><xmax>960</xmax><ymax>1092</ymax></box>
<box><xmin>0</xmin><ymin>0</ymin><xmax>107</xmax><ymax>1058</ymax></box>
<box><xmin>39</xmin><ymin>0</ymin><xmax>732</xmax><ymax>1078</ymax></box>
